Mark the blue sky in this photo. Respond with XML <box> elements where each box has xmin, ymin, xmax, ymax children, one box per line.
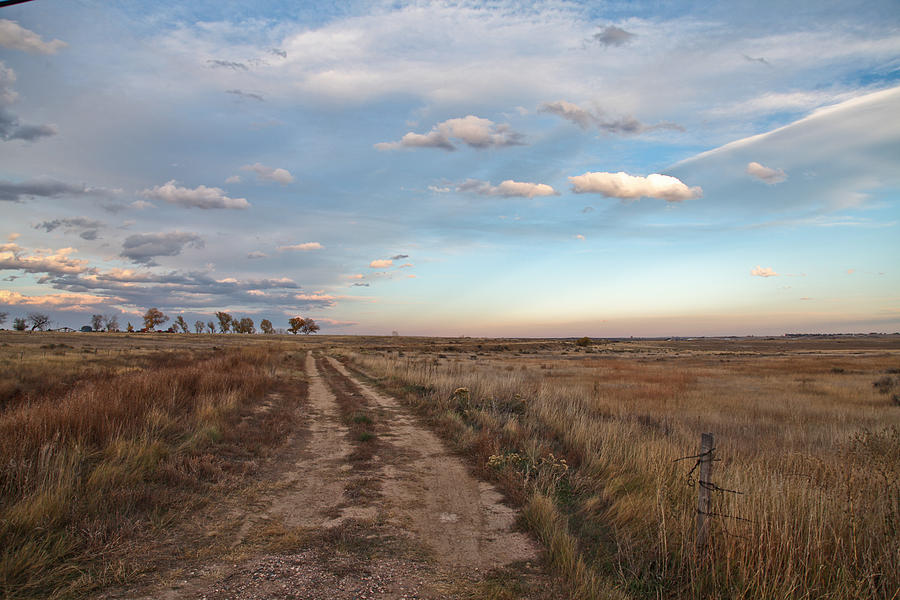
<box><xmin>1</xmin><ymin>0</ymin><xmax>898</xmax><ymax>336</ymax></box>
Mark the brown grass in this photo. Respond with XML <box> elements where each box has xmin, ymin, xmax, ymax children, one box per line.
<box><xmin>0</xmin><ymin>332</ymin><xmax>301</xmax><ymax>599</ymax></box>
<box><xmin>339</xmin><ymin>336</ymin><xmax>900</xmax><ymax>599</ymax></box>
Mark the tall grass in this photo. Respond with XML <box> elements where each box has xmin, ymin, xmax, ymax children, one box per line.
<box><xmin>0</xmin><ymin>346</ymin><xmax>283</xmax><ymax>599</ymax></box>
<box><xmin>342</xmin><ymin>346</ymin><xmax>900</xmax><ymax>599</ymax></box>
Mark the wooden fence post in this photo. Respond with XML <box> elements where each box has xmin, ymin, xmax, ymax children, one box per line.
<box><xmin>696</xmin><ymin>432</ymin><xmax>714</xmax><ymax>557</ymax></box>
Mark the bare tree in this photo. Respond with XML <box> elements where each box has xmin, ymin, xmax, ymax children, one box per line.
<box><xmin>27</xmin><ymin>312</ymin><xmax>50</xmax><ymax>331</ymax></box>
<box><xmin>142</xmin><ymin>307</ymin><xmax>168</xmax><ymax>331</ymax></box>
<box><xmin>215</xmin><ymin>311</ymin><xmax>233</xmax><ymax>333</ymax></box>
<box><xmin>91</xmin><ymin>314</ymin><xmax>104</xmax><ymax>331</ymax></box>
<box><xmin>175</xmin><ymin>315</ymin><xmax>189</xmax><ymax>333</ymax></box>
<box><xmin>0</xmin><ymin>311</ymin><xmax>7</xmax><ymax>327</ymax></box>
<box><xmin>103</xmin><ymin>314</ymin><xmax>119</xmax><ymax>332</ymax></box>
<box><xmin>207</xmin><ymin>321</ymin><xmax>215</xmax><ymax>334</ymax></box>
<box><xmin>194</xmin><ymin>320</ymin><xmax>205</xmax><ymax>334</ymax></box>
<box><xmin>260</xmin><ymin>318</ymin><xmax>274</xmax><ymax>334</ymax></box>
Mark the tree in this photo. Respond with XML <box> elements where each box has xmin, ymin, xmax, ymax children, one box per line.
<box><xmin>27</xmin><ymin>312</ymin><xmax>50</xmax><ymax>331</ymax></box>
<box><xmin>301</xmin><ymin>318</ymin><xmax>320</xmax><ymax>335</ymax></box>
<box><xmin>175</xmin><ymin>315</ymin><xmax>189</xmax><ymax>333</ymax></box>
<box><xmin>91</xmin><ymin>314</ymin><xmax>104</xmax><ymax>331</ymax></box>
<box><xmin>0</xmin><ymin>311</ymin><xmax>7</xmax><ymax>327</ymax></box>
<box><xmin>13</xmin><ymin>317</ymin><xmax>26</xmax><ymax>331</ymax></box>
<box><xmin>288</xmin><ymin>316</ymin><xmax>319</xmax><ymax>335</ymax></box>
<box><xmin>215</xmin><ymin>311</ymin><xmax>233</xmax><ymax>334</ymax></box>
<box><xmin>207</xmin><ymin>321</ymin><xmax>215</xmax><ymax>334</ymax></box>
<box><xmin>142</xmin><ymin>307</ymin><xmax>168</xmax><ymax>331</ymax></box>
<box><xmin>236</xmin><ymin>317</ymin><xmax>255</xmax><ymax>334</ymax></box>
<box><xmin>260</xmin><ymin>319</ymin><xmax>274</xmax><ymax>334</ymax></box>
<box><xmin>103</xmin><ymin>314</ymin><xmax>119</xmax><ymax>332</ymax></box>
<box><xmin>288</xmin><ymin>316</ymin><xmax>304</xmax><ymax>334</ymax></box>
<box><xmin>194</xmin><ymin>320</ymin><xmax>205</xmax><ymax>334</ymax></box>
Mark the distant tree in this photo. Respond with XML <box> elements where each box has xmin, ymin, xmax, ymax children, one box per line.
<box><xmin>215</xmin><ymin>311</ymin><xmax>233</xmax><ymax>334</ymax></box>
<box><xmin>194</xmin><ymin>320</ymin><xmax>205</xmax><ymax>334</ymax></box>
<box><xmin>236</xmin><ymin>317</ymin><xmax>255</xmax><ymax>334</ymax></box>
<box><xmin>0</xmin><ymin>311</ymin><xmax>7</xmax><ymax>327</ymax></box>
<box><xmin>289</xmin><ymin>316</ymin><xmax>319</xmax><ymax>335</ymax></box>
<box><xmin>207</xmin><ymin>321</ymin><xmax>215</xmax><ymax>334</ymax></box>
<box><xmin>259</xmin><ymin>319</ymin><xmax>274</xmax><ymax>334</ymax></box>
<box><xmin>301</xmin><ymin>318</ymin><xmax>320</xmax><ymax>335</ymax></box>
<box><xmin>13</xmin><ymin>317</ymin><xmax>27</xmax><ymax>331</ymax></box>
<box><xmin>103</xmin><ymin>314</ymin><xmax>119</xmax><ymax>332</ymax></box>
<box><xmin>27</xmin><ymin>312</ymin><xmax>50</xmax><ymax>331</ymax></box>
<box><xmin>126</xmin><ymin>322</ymin><xmax>134</xmax><ymax>332</ymax></box>
<box><xmin>175</xmin><ymin>315</ymin><xmax>189</xmax><ymax>333</ymax></box>
<box><xmin>142</xmin><ymin>307</ymin><xmax>168</xmax><ymax>331</ymax></box>
<box><xmin>288</xmin><ymin>316</ymin><xmax>304</xmax><ymax>334</ymax></box>
<box><xmin>91</xmin><ymin>314</ymin><xmax>104</xmax><ymax>331</ymax></box>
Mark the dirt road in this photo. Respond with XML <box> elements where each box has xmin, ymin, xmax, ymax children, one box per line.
<box><xmin>122</xmin><ymin>352</ymin><xmax>547</xmax><ymax>599</ymax></box>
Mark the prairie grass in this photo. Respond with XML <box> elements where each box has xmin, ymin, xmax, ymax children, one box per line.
<box><xmin>341</xmin><ymin>338</ymin><xmax>900</xmax><ymax>599</ymax></box>
<box><xmin>0</xmin><ymin>333</ymin><xmax>294</xmax><ymax>599</ymax></box>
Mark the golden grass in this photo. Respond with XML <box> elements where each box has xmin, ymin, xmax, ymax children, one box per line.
<box><xmin>340</xmin><ymin>336</ymin><xmax>900</xmax><ymax>599</ymax></box>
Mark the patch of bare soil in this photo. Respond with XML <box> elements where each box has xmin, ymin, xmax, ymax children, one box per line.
<box><xmin>108</xmin><ymin>352</ymin><xmax>553</xmax><ymax>599</ymax></box>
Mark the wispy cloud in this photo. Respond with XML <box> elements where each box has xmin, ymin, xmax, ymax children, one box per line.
<box><xmin>278</xmin><ymin>242</ymin><xmax>323</xmax><ymax>251</ymax></box>
<box><xmin>375</xmin><ymin>115</ymin><xmax>525</xmax><ymax>151</ymax></box>
<box><xmin>457</xmin><ymin>179</ymin><xmax>559</xmax><ymax>198</ymax></box>
<box><xmin>539</xmin><ymin>100</ymin><xmax>683</xmax><ymax>135</ymax></box>
<box><xmin>142</xmin><ymin>180</ymin><xmax>250</xmax><ymax>209</ymax></box>
<box><xmin>751</xmin><ymin>265</ymin><xmax>778</xmax><ymax>277</ymax></box>
<box><xmin>0</xmin><ymin>19</ymin><xmax>67</xmax><ymax>54</ymax></box>
<box><xmin>569</xmin><ymin>172</ymin><xmax>702</xmax><ymax>201</ymax></box>
<box><xmin>241</xmin><ymin>162</ymin><xmax>294</xmax><ymax>184</ymax></box>
<box><xmin>746</xmin><ymin>161</ymin><xmax>787</xmax><ymax>184</ymax></box>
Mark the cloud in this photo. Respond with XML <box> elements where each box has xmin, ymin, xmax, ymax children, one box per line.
<box><xmin>369</xmin><ymin>259</ymin><xmax>392</xmax><ymax>268</ymax></box>
<box><xmin>457</xmin><ymin>179</ymin><xmax>559</xmax><ymax>198</ymax></box>
<box><xmin>593</xmin><ymin>25</ymin><xmax>635</xmax><ymax>47</ymax></box>
<box><xmin>581</xmin><ymin>206</ymin><xmax>594</xmax><ymax>213</ymax></box>
<box><xmin>742</xmin><ymin>54</ymin><xmax>771</xmax><ymax>67</ymax></box>
<box><xmin>538</xmin><ymin>100</ymin><xmax>683</xmax><ymax>134</ymax></box>
<box><xmin>0</xmin><ymin>178</ymin><xmax>108</xmax><ymax>202</ymax></box>
<box><xmin>375</xmin><ymin>115</ymin><xmax>525</xmax><ymax>151</ymax></box>
<box><xmin>398</xmin><ymin>263</ymin><xmax>413</xmax><ymax>268</ymax></box>
<box><xmin>34</xmin><ymin>217</ymin><xmax>104</xmax><ymax>240</ymax></box>
<box><xmin>141</xmin><ymin>180</ymin><xmax>250</xmax><ymax>209</ymax></box>
<box><xmin>207</xmin><ymin>59</ymin><xmax>247</xmax><ymax>70</ymax></box>
<box><xmin>569</xmin><ymin>172</ymin><xmax>702</xmax><ymax>202</ymax></box>
<box><xmin>0</xmin><ymin>242</ymin><xmax>92</xmax><ymax>275</ymax></box>
<box><xmin>0</xmin><ymin>19</ymin><xmax>67</xmax><ymax>54</ymax></box>
<box><xmin>226</xmin><ymin>89</ymin><xmax>264</xmax><ymax>101</ymax></box>
<box><xmin>751</xmin><ymin>265</ymin><xmax>778</xmax><ymax>277</ymax></box>
<box><xmin>120</xmin><ymin>231</ymin><xmax>204</xmax><ymax>265</ymax></box>
<box><xmin>270</xmin><ymin>48</ymin><xmax>287</xmax><ymax>58</ymax></box>
<box><xmin>0</xmin><ymin>290</ymin><xmax>111</xmax><ymax>308</ymax></box>
<box><xmin>0</xmin><ymin>62</ymin><xmax>58</xmax><ymax>142</ymax></box>
<box><xmin>575</xmin><ymin>234</ymin><xmax>585</xmax><ymax>240</ymax></box>
<box><xmin>428</xmin><ymin>185</ymin><xmax>451</xmax><ymax>193</ymax></box>
<box><xmin>246</xmin><ymin>250</ymin><xmax>267</xmax><ymax>259</ymax></box>
<box><xmin>225</xmin><ymin>175</ymin><xmax>241</xmax><ymax>184</ymax></box>
<box><xmin>352</xmin><ymin>282</ymin><xmax>370</xmax><ymax>287</ymax></box>
<box><xmin>278</xmin><ymin>242</ymin><xmax>323</xmax><ymax>251</ymax></box>
<box><xmin>746</xmin><ymin>161</ymin><xmax>787</xmax><ymax>184</ymax></box>
<box><xmin>390</xmin><ymin>254</ymin><xmax>409</xmax><ymax>260</ymax></box>
<box><xmin>241</xmin><ymin>162</ymin><xmax>295</xmax><ymax>184</ymax></box>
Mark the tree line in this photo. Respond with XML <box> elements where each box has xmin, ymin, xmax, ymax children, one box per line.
<box><xmin>0</xmin><ymin>310</ymin><xmax>320</xmax><ymax>335</ymax></box>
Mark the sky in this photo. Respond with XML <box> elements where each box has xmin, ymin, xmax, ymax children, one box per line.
<box><xmin>1</xmin><ymin>0</ymin><xmax>898</xmax><ymax>337</ymax></box>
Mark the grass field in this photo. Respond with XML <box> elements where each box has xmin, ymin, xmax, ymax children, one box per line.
<box><xmin>1</xmin><ymin>331</ymin><xmax>898</xmax><ymax>599</ymax></box>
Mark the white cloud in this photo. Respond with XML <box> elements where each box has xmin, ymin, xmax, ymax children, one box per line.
<box><xmin>746</xmin><ymin>161</ymin><xmax>787</xmax><ymax>184</ymax></box>
<box><xmin>0</xmin><ymin>20</ymin><xmax>67</xmax><ymax>54</ymax></box>
<box><xmin>225</xmin><ymin>175</ymin><xmax>242</xmax><ymax>184</ymax></box>
<box><xmin>0</xmin><ymin>290</ymin><xmax>111</xmax><ymax>308</ymax></box>
<box><xmin>369</xmin><ymin>259</ymin><xmax>392</xmax><ymax>268</ymax></box>
<box><xmin>751</xmin><ymin>265</ymin><xmax>778</xmax><ymax>277</ymax></box>
<box><xmin>247</xmin><ymin>250</ymin><xmax>267</xmax><ymax>259</ymax></box>
<box><xmin>457</xmin><ymin>179</ymin><xmax>558</xmax><ymax>198</ymax></box>
<box><xmin>569</xmin><ymin>171</ymin><xmax>702</xmax><ymax>202</ymax></box>
<box><xmin>278</xmin><ymin>242</ymin><xmax>323</xmax><ymax>251</ymax></box>
<box><xmin>141</xmin><ymin>180</ymin><xmax>250</xmax><ymax>209</ymax></box>
<box><xmin>375</xmin><ymin>115</ymin><xmax>524</xmax><ymax>151</ymax></box>
<box><xmin>241</xmin><ymin>162</ymin><xmax>295</xmax><ymax>184</ymax></box>
<box><xmin>0</xmin><ymin>242</ymin><xmax>92</xmax><ymax>275</ymax></box>
<box><xmin>575</xmin><ymin>234</ymin><xmax>585</xmax><ymax>240</ymax></box>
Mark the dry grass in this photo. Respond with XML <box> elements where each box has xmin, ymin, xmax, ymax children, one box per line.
<box><xmin>0</xmin><ymin>331</ymin><xmax>305</xmax><ymax>599</ymax></box>
<box><xmin>339</xmin><ymin>336</ymin><xmax>900</xmax><ymax>599</ymax></box>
